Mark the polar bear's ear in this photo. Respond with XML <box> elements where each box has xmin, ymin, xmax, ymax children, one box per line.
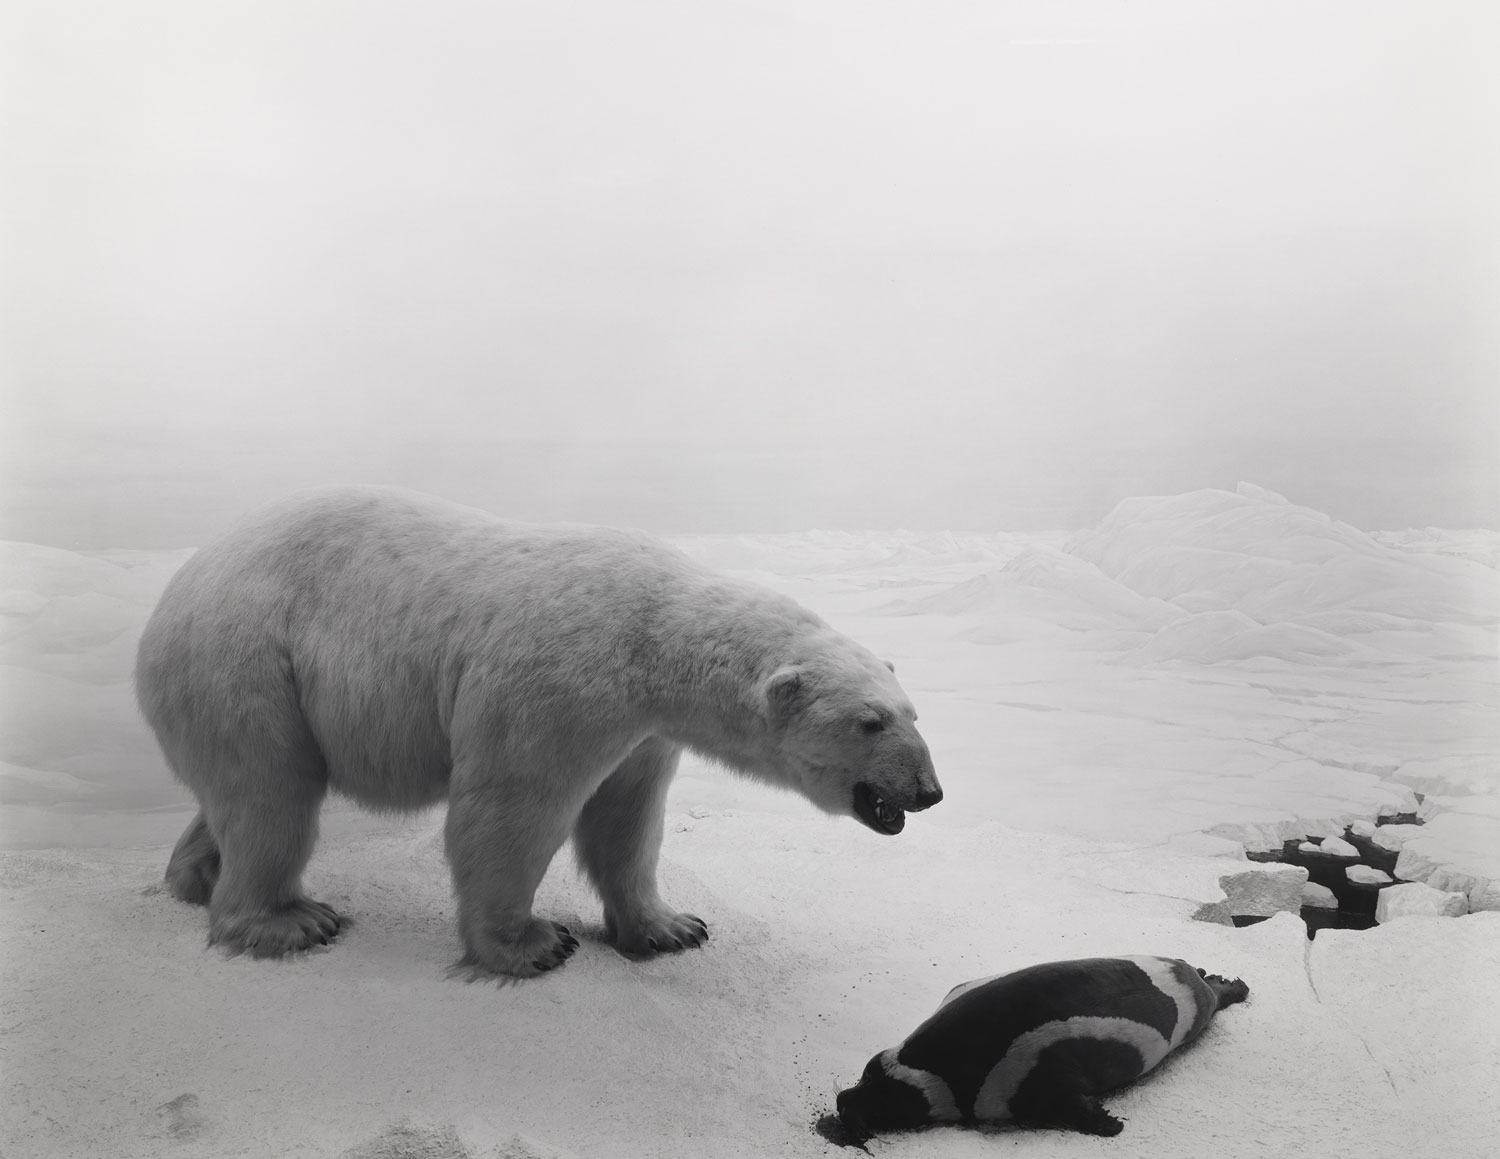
<box><xmin>883</xmin><ymin>659</ymin><xmax>896</xmax><ymax>673</ymax></box>
<box><xmin>763</xmin><ymin>666</ymin><xmax>806</xmax><ymax>719</ymax></box>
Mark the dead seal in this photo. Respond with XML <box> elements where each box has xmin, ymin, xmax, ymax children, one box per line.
<box><xmin>834</xmin><ymin>955</ymin><xmax>1248</xmax><ymax>1139</ymax></box>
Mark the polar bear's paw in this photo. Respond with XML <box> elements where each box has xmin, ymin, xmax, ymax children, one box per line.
<box><xmin>605</xmin><ymin>907</ymin><xmax>710</xmax><ymax>957</ymax></box>
<box><xmin>209</xmin><ymin>896</ymin><xmax>344</xmax><ymax>958</ymax></box>
<box><xmin>452</xmin><ymin>918</ymin><xmax>580</xmax><ymax>980</ymax></box>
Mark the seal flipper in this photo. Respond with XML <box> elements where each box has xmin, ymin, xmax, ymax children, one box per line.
<box><xmin>1197</xmin><ymin>969</ymin><xmax>1250</xmax><ymax>1011</ymax></box>
<box><xmin>1012</xmin><ymin>1091</ymin><xmax>1125</xmax><ymax>1137</ymax></box>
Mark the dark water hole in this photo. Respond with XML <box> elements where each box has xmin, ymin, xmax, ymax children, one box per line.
<box><xmin>1238</xmin><ymin>802</ymin><xmax>1423</xmax><ymax>939</ymax></box>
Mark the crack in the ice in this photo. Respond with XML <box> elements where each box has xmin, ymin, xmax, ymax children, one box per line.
<box><xmin>1304</xmin><ymin>939</ymin><xmax>1399</xmax><ymax>1097</ymax></box>
<box><xmin>1356</xmin><ymin>1038</ymin><xmax>1400</xmax><ymax>1097</ymax></box>
<box><xmin>1268</xmin><ymin>716</ymin><xmax>1359</xmax><ymax>745</ymax></box>
<box><xmin>1264</xmin><ymin>736</ymin><xmax>1403</xmax><ymax>777</ymax></box>
<box><xmin>1077</xmin><ymin>880</ymin><xmax>1205</xmax><ymax>905</ymax></box>
<box><xmin>1301</xmin><ymin>936</ymin><xmax>1321</xmax><ymax>1002</ymax></box>
<box><xmin>1247</xmin><ymin>681</ymin><xmax>1471</xmax><ymax>708</ymax></box>
<box><xmin>1060</xmin><ymin>840</ymin><xmax>1175</xmax><ymax>856</ymax></box>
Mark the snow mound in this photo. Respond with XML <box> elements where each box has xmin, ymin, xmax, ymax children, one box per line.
<box><xmin>1069</xmin><ymin>487</ymin><xmax>1498</xmax><ymax>665</ymax></box>
<box><xmin>1072</xmin><ymin>487</ymin><xmax>1496</xmax><ymax>619</ymax></box>
<box><xmin>1375</xmin><ymin>881</ymin><xmax>1467</xmax><ymax>922</ymax></box>
<box><xmin>0</xmin><ymin>542</ymin><xmax>192</xmax><ymax>824</ymax></box>
<box><xmin>1376</xmin><ymin>526</ymin><xmax>1500</xmax><ymax>570</ymax></box>
<box><xmin>1120</xmin><ymin>610</ymin><xmax>1375</xmax><ymax>666</ymax></box>
<box><xmin>878</xmin><ymin>545</ymin><xmax>1181</xmax><ymax>630</ymax></box>
<box><xmin>1390</xmin><ymin>755</ymin><xmax>1497</xmax><ymax>797</ymax></box>
<box><xmin>1</xmin><ymin>540</ymin><xmax>135</xmax><ymax>599</ymax></box>
<box><xmin>1393</xmin><ymin>797</ymin><xmax>1500</xmax><ymax>904</ymax></box>
<box><xmin>879</xmin><ymin>570</ymin><xmax>1009</xmax><ymax>615</ymax></box>
<box><xmin>674</xmin><ymin>529</ymin><xmax>1017</xmax><ymax>578</ymax></box>
<box><xmin>995</xmin><ymin>546</ymin><xmax>1184</xmax><ymax>627</ymax></box>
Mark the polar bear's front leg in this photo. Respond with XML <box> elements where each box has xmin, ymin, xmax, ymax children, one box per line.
<box><xmin>573</xmin><ymin>737</ymin><xmax>709</xmax><ymax>956</ymax></box>
<box><xmin>444</xmin><ymin>767</ymin><xmax>580</xmax><ymax>978</ymax></box>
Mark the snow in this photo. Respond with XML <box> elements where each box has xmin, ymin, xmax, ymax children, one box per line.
<box><xmin>1192</xmin><ymin>864</ymin><xmax>1308</xmax><ymax>924</ymax></box>
<box><xmin>1376</xmin><ymin>882</ymin><xmax>1468</xmax><ymax>923</ymax></box>
<box><xmin>1396</xmin><ymin>797</ymin><xmax>1500</xmax><ymax>904</ymax></box>
<box><xmin>1369</xmin><ymin>824</ymin><xmax>1422</xmax><ymax>854</ymax></box>
<box><xmin>1302</xmin><ymin>882</ymin><xmax>1339</xmax><ymax>910</ymax></box>
<box><xmin>2</xmin><ymin>484</ymin><xmax>1496</xmax><ymax>1157</ymax></box>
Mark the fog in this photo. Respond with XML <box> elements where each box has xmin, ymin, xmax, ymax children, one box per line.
<box><xmin>5</xmin><ymin>0</ymin><xmax>1496</xmax><ymax>546</ymax></box>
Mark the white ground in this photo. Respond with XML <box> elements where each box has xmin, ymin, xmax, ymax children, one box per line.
<box><xmin>3</xmin><ymin>484</ymin><xmax>1497</xmax><ymax>1158</ymax></box>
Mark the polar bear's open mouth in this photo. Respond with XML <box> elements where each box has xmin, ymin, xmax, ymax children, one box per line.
<box><xmin>853</xmin><ymin>782</ymin><xmax>906</xmax><ymax>835</ymax></box>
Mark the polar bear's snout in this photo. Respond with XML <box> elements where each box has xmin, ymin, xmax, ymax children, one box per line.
<box><xmin>852</xmin><ymin>737</ymin><xmax>943</xmax><ymax>835</ymax></box>
<box><xmin>854</xmin><ymin>782</ymin><xmax>906</xmax><ymax>834</ymax></box>
<box><xmin>913</xmin><ymin>783</ymin><xmax>944</xmax><ymax>809</ymax></box>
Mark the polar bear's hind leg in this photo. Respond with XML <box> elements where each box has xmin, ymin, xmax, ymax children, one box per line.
<box><xmin>165</xmin><ymin>811</ymin><xmax>221</xmax><ymax>905</ymax></box>
<box><xmin>201</xmin><ymin>753</ymin><xmax>343</xmax><ymax>957</ymax></box>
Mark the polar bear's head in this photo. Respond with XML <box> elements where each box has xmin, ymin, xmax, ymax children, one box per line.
<box><xmin>759</xmin><ymin>641</ymin><xmax>942</xmax><ymax>835</ymax></box>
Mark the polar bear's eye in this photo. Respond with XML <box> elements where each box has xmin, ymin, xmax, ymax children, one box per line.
<box><xmin>860</xmin><ymin>717</ymin><xmax>885</xmax><ymax>734</ymax></box>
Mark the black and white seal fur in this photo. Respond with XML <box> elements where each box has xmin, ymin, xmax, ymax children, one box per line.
<box><xmin>834</xmin><ymin>956</ymin><xmax>1248</xmax><ymax>1139</ymax></box>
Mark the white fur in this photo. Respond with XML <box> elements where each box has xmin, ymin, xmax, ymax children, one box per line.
<box><xmin>880</xmin><ymin>1049</ymin><xmax>961</xmax><ymax>1122</ymax></box>
<box><xmin>972</xmin><ymin>1016</ymin><xmax>1172</xmax><ymax>1121</ymax></box>
<box><xmin>136</xmin><ymin>486</ymin><xmax>939</xmax><ymax>977</ymax></box>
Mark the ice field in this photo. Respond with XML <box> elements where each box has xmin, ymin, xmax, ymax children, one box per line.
<box><xmin>2</xmin><ymin>483</ymin><xmax>1497</xmax><ymax>1158</ymax></box>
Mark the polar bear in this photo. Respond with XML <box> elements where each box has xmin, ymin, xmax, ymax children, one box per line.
<box><xmin>136</xmin><ymin>486</ymin><xmax>942</xmax><ymax>978</ymax></box>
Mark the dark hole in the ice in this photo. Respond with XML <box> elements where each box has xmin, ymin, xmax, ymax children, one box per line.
<box><xmin>1242</xmin><ymin>801</ymin><xmax>1424</xmax><ymax>939</ymax></box>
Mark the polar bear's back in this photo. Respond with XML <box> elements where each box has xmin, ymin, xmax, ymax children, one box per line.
<box><xmin>157</xmin><ymin>484</ymin><xmax>697</xmax><ymax>629</ymax></box>
<box><xmin>135</xmin><ymin>486</ymin><xmax>709</xmax><ymax>805</ymax></box>
<box><xmin>227</xmin><ymin>484</ymin><xmax>690</xmax><ymax>591</ymax></box>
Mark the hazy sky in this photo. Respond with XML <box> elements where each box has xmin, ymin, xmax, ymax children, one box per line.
<box><xmin>5</xmin><ymin>1</ymin><xmax>1496</xmax><ymax>542</ymax></box>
